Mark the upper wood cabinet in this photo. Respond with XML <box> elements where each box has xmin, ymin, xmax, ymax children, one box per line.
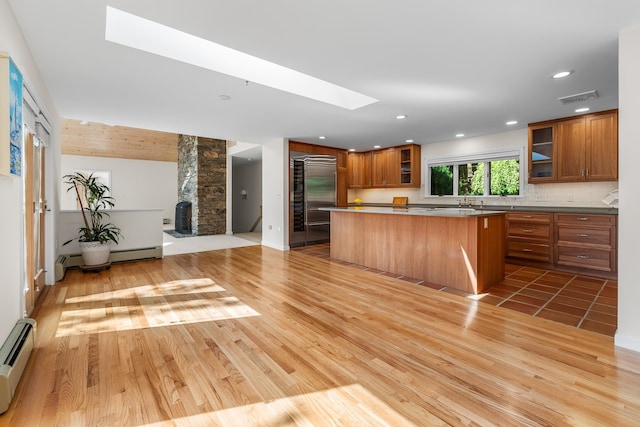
<box><xmin>347</xmin><ymin>151</ymin><xmax>372</xmax><ymax>188</ymax></box>
<box><xmin>399</xmin><ymin>145</ymin><xmax>421</xmax><ymax>186</ymax></box>
<box><xmin>529</xmin><ymin>123</ymin><xmax>556</xmax><ymax>182</ymax></box>
<box><xmin>372</xmin><ymin>148</ymin><xmax>400</xmax><ymax>187</ymax></box>
<box><xmin>348</xmin><ymin>144</ymin><xmax>421</xmax><ymax>189</ymax></box>
<box><xmin>528</xmin><ymin>109</ymin><xmax>618</xmax><ymax>183</ymax></box>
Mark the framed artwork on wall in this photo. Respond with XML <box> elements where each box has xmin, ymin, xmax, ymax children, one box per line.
<box><xmin>0</xmin><ymin>53</ymin><xmax>23</xmax><ymax>177</ymax></box>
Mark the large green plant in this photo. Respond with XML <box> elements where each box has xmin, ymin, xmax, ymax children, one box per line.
<box><xmin>63</xmin><ymin>172</ymin><xmax>122</xmax><ymax>245</ymax></box>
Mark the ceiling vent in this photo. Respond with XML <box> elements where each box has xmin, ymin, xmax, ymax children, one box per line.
<box><xmin>558</xmin><ymin>90</ymin><xmax>599</xmax><ymax>105</ymax></box>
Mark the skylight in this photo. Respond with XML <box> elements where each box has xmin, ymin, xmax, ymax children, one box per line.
<box><xmin>104</xmin><ymin>6</ymin><xmax>378</xmax><ymax>110</ymax></box>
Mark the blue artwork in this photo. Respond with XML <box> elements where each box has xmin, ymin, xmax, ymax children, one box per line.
<box><xmin>9</xmin><ymin>58</ymin><xmax>22</xmax><ymax>176</ymax></box>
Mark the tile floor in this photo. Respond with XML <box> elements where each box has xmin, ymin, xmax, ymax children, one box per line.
<box><xmin>293</xmin><ymin>243</ymin><xmax>618</xmax><ymax>337</ymax></box>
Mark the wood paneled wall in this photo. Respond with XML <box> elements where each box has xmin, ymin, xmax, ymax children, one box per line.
<box><xmin>61</xmin><ymin>118</ymin><xmax>179</xmax><ymax>162</ymax></box>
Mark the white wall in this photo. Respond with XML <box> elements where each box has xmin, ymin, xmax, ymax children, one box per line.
<box><xmin>349</xmin><ymin>128</ymin><xmax>618</xmax><ymax>209</ymax></box>
<box><xmin>261</xmin><ymin>139</ymin><xmax>288</xmax><ymax>250</ymax></box>
<box><xmin>232</xmin><ymin>160</ymin><xmax>262</xmax><ymax>233</ymax></box>
<box><xmin>59</xmin><ymin>209</ymin><xmax>163</xmax><ymax>255</ymax></box>
<box><xmin>0</xmin><ymin>0</ymin><xmax>59</xmax><ymax>342</ymax></box>
<box><xmin>616</xmin><ymin>26</ymin><xmax>640</xmax><ymax>352</ymax></box>
<box><xmin>60</xmin><ymin>155</ymin><xmax>178</xmax><ymax>225</ymax></box>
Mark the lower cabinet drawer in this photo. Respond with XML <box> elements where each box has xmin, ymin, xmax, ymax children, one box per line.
<box><xmin>507</xmin><ymin>239</ymin><xmax>552</xmax><ymax>262</ymax></box>
<box><xmin>508</xmin><ymin>222</ymin><xmax>552</xmax><ymax>239</ymax></box>
<box><xmin>557</xmin><ymin>227</ymin><xmax>612</xmax><ymax>246</ymax></box>
<box><xmin>556</xmin><ymin>245</ymin><xmax>613</xmax><ymax>272</ymax></box>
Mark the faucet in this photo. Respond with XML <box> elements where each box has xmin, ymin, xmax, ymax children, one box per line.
<box><xmin>458</xmin><ymin>196</ymin><xmax>472</xmax><ymax>208</ymax></box>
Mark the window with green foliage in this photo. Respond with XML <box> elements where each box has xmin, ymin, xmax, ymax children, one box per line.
<box><xmin>430</xmin><ymin>165</ymin><xmax>454</xmax><ymax>196</ymax></box>
<box><xmin>426</xmin><ymin>149</ymin><xmax>522</xmax><ymax>197</ymax></box>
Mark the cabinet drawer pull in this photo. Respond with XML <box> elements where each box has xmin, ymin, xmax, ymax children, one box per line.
<box><xmin>576</xmin><ymin>233</ymin><xmax>590</xmax><ymax>238</ymax></box>
<box><xmin>576</xmin><ymin>255</ymin><xmax>589</xmax><ymax>259</ymax></box>
<box><xmin>576</xmin><ymin>217</ymin><xmax>589</xmax><ymax>221</ymax></box>
<box><xmin>523</xmin><ymin>215</ymin><xmax>533</xmax><ymax>218</ymax></box>
<box><xmin>523</xmin><ymin>229</ymin><xmax>533</xmax><ymax>233</ymax></box>
<box><xmin>523</xmin><ymin>249</ymin><xmax>533</xmax><ymax>253</ymax></box>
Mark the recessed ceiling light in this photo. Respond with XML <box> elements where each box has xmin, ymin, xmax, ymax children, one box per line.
<box><xmin>373</xmin><ymin>145</ymin><xmax>381</xmax><ymax>149</ymax></box>
<box><xmin>456</xmin><ymin>133</ymin><xmax>465</xmax><ymax>138</ymax></box>
<box><xmin>405</xmin><ymin>139</ymin><xmax>414</xmax><ymax>143</ymax></box>
<box><xmin>349</xmin><ymin>148</ymin><xmax>356</xmax><ymax>152</ymax></box>
<box><xmin>319</xmin><ymin>136</ymin><xmax>326</xmax><ymax>140</ymax></box>
<box><xmin>552</xmin><ymin>70</ymin><xmax>573</xmax><ymax>79</ymax></box>
<box><xmin>104</xmin><ymin>6</ymin><xmax>377</xmax><ymax>110</ymax></box>
<box><xmin>396</xmin><ymin>115</ymin><xmax>407</xmax><ymax>120</ymax></box>
<box><xmin>575</xmin><ymin>107</ymin><xmax>590</xmax><ymax>113</ymax></box>
<box><xmin>506</xmin><ymin>120</ymin><xmax>518</xmax><ymax>125</ymax></box>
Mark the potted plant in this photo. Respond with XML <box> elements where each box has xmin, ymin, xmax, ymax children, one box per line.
<box><xmin>63</xmin><ymin>172</ymin><xmax>123</xmax><ymax>266</ymax></box>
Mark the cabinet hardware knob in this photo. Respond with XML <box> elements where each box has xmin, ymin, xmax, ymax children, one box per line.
<box><xmin>577</xmin><ymin>233</ymin><xmax>589</xmax><ymax>237</ymax></box>
<box><xmin>577</xmin><ymin>255</ymin><xmax>589</xmax><ymax>259</ymax></box>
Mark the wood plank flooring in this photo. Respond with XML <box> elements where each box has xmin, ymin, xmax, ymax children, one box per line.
<box><xmin>295</xmin><ymin>243</ymin><xmax>619</xmax><ymax>337</ymax></box>
<box><xmin>3</xmin><ymin>245</ymin><xmax>640</xmax><ymax>426</ymax></box>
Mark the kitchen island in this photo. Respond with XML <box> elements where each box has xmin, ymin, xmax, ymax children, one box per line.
<box><xmin>325</xmin><ymin>207</ymin><xmax>506</xmax><ymax>294</ymax></box>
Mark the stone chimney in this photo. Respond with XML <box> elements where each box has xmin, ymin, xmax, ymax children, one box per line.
<box><xmin>177</xmin><ymin>135</ymin><xmax>226</xmax><ymax>235</ymax></box>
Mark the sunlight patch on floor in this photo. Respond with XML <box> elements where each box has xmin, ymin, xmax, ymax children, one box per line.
<box><xmin>137</xmin><ymin>383</ymin><xmax>413</xmax><ymax>426</ymax></box>
<box><xmin>57</xmin><ymin>278</ymin><xmax>260</xmax><ymax>337</ymax></box>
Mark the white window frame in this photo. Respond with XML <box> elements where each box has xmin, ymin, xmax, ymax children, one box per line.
<box><xmin>425</xmin><ymin>147</ymin><xmax>524</xmax><ymax>197</ymax></box>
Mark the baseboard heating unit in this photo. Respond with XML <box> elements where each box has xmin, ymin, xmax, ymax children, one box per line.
<box><xmin>0</xmin><ymin>318</ymin><xmax>36</xmax><ymax>414</ymax></box>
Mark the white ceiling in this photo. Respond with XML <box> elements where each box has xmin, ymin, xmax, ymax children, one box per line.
<box><xmin>8</xmin><ymin>1</ymin><xmax>640</xmax><ymax>152</ymax></box>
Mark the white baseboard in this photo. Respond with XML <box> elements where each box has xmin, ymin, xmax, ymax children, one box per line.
<box><xmin>615</xmin><ymin>332</ymin><xmax>640</xmax><ymax>353</ymax></box>
<box><xmin>261</xmin><ymin>241</ymin><xmax>289</xmax><ymax>251</ymax></box>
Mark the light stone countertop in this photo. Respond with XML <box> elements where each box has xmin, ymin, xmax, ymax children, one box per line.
<box><xmin>320</xmin><ymin>206</ymin><xmax>507</xmax><ymax>217</ymax></box>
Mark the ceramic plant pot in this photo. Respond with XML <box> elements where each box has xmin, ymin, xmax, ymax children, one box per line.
<box><xmin>79</xmin><ymin>241</ymin><xmax>111</xmax><ymax>266</ymax></box>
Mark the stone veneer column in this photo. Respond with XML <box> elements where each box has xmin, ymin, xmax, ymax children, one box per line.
<box><xmin>177</xmin><ymin>135</ymin><xmax>226</xmax><ymax>235</ymax></box>
<box><xmin>196</xmin><ymin>137</ymin><xmax>226</xmax><ymax>234</ymax></box>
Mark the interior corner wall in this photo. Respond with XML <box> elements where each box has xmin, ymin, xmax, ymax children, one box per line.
<box><xmin>1</xmin><ymin>0</ymin><xmax>60</xmax><ymax>343</ymax></box>
<box><xmin>261</xmin><ymin>139</ymin><xmax>288</xmax><ymax>250</ymax></box>
<box><xmin>232</xmin><ymin>160</ymin><xmax>262</xmax><ymax>233</ymax></box>
<box><xmin>615</xmin><ymin>25</ymin><xmax>640</xmax><ymax>352</ymax></box>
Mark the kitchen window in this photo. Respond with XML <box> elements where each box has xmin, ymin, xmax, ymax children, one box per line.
<box><xmin>426</xmin><ymin>148</ymin><xmax>523</xmax><ymax>197</ymax></box>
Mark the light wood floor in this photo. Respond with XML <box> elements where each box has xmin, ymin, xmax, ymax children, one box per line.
<box><xmin>3</xmin><ymin>246</ymin><xmax>640</xmax><ymax>426</ymax></box>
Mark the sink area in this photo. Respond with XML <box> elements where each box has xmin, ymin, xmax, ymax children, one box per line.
<box><xmin>435</xmin><ymin>207</ymin><xmax>477</xmax><ymax>213</ymax></box>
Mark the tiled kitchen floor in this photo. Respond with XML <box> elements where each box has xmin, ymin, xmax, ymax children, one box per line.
<box><xmin>293</xmin><ymin>243</ymin><xmax>617</xmax><ymax>337</ymax></box>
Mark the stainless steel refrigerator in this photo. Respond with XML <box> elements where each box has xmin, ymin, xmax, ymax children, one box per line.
<box><xmin>290</xmin><ymin>152</ymin><xmax>336</xmax><ymax>247</ymax></box>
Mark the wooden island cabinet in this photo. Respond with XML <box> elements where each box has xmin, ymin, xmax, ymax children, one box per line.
<box><xmin>329</xmin><ymin>207</ymin><xmax>505</xmax><ymax>294</ymax></box>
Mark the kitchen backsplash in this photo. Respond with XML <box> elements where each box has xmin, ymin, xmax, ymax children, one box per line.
<box><xmin>348</xmin><ymin>180</ymin><xmax>618</xmax><ymax>208</ymax></box>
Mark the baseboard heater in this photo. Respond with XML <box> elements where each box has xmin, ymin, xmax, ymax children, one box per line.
<box><xmin>0</xmin><ymin>318</ymin><xmax>36</xmax><ymax>414</ymax></box>
<box><xmin>55</xmin><ymin>246</ymin><xmax>163</xmax><ymax>281</ymax></box>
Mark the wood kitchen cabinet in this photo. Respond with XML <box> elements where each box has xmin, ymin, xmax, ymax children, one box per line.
<box><xmin>347</xmin><ymin>151</ymin><xmax>372</xmax><ymax>188</ymax></box>
<box><xmin>399</xmin><ymin>144</ymin><xmax>421</xmax><ymax>187</ymax></box>
<box><xmin>529</xmin><ymin>124</ymin><xmax>556</xmax><ymax>182</ymax></box>
<box><xmin>528</xmin><ymin>109</ymin><xmax>618</xmax><ymax>183</ymax></box>
<box><xmin>557</xmin><ymin>110</ymin><xmax>618</xmax><ymax>182</ymax></box>
<box><xmin>506</xmin><ymin>212</ymin><xmax>554</xmax><ymax>262</ymax></box>
<box><xmin>372</xmin><ymin>148</ymin><xmax>400</xmax><ymax>187</ymax></box>
<box><xmin>506</xmin><ymin>210</ymin><xmax>617</xmax><ymax>276</ymax></box>
<box><xmin>348</xmin><ymin>144</ymin><xmax>421</xmax><ymax>189</ymax></box>
<box><xmin>555</xmin><ymin>213</ymin><xmax>617</xmax><ymax>273</ymax></box>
